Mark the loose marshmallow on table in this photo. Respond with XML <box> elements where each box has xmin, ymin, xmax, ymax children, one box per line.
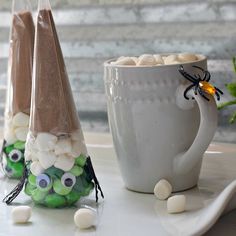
<box><xmin>178</xmin><ymin>53</ymin><xmax>197</xmax><ymax>62</ymax></box>
<box><xmin>12</xmin><ymin>206</ymin><xmax>32</xmax><ymax>224</ymax></box>
<box><xmin>54</xmin><ymin>155</ymin><xmax>75</xmax><ymax>171</ymax></box>
<box><xmin>137</xmin><ymin>54</ymin><xmax>156</xmax><ymax>66</ymax></box>
<box><xmin>12</xmin><ymin>112</ymin><xmax>30</xmax><ymax>127</ymax></box>
<box><xmin>14</xmin><ymin>127</ymin><xmax>28</xmax><ymax>141</ymax></box>
<box><xmin>37</xmin><ymin>151</ymin><xmax>57</xmax><ymax>169</ymax></box>
<box><xmin>35</xmin><ymin>133</ymin><xmax>57</xmax><ymax>151</ymax></box>
<box><xmin>154</xmin><ymin>179</ymin><xmax>172</xmax><ymax>200</ymax></box>
<box><xmin>167</xmin><ymin>195</ymin><xmax>186</xmax><ymax>214</ymax></box>
<box><xmin>74</xmin><ymin>208</ymin><xmax>96</xmax><ymax>229</ymax></box>
<box><xmin>111</xmin><ymin>57</ymin><xmax>136</xmax><ymax>66</ymax></box>
<box><xmin>54</xmin><ymin>139</ymin><xmax>72</xmax><ymax>155</ymax></box>
<box><xmin>30</xmin><ymin>161</ymin><xmax>45</xmax><ymax>176</ymax></box>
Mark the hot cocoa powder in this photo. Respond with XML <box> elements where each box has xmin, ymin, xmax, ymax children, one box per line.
<box><xmin>9</xmin><ymin>11</ymin><xmax>34</xmax><ymax>116</ymax></box>
<box><xmin>30</xmin><ymin>9</ymin><xmax>80</xmax><ymax>135</ymax></box>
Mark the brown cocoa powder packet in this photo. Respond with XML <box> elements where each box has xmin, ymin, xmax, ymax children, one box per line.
<box><xmin>7</xmin><ymin>10</ymin><xmax>34</xmax><ymax>116</ymax></box>
<box><xmin>30</xmin><ymin>8</ymin><xmax>80</xmax><ymax>136</ymax></box>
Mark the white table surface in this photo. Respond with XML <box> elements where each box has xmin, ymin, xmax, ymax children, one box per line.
<box><xmin>0</xmin><ymin>133</ymin><xmax>236</xmax><ymax>236</ymax></box>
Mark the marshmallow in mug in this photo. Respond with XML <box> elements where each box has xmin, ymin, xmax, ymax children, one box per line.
<box><xmin>110</xmin><ymin>53</ymin><xmax>199</xmax><ymax>66</ymax></box>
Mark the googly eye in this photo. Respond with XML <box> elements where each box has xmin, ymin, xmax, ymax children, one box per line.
<box><xmin>8</xmin><ymin>149</ymin><xmax>22</xmax><ymax>162</ymax></box>
<box><xmin>36</xmin><ymin>174</ymin><xmax>51</xmax><ymax>190</ymax></box>
<box><xmin>61</xmin><ymin>173</ymin><xmax>76</xmax><ymax>188</ymax></box>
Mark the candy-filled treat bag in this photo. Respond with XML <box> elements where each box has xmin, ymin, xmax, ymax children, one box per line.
<box><xmin>3</xmin><ymin>0</ymin><xmax>103</xmax><ymax>208</ymax></box>
<box><xmin>1</xmin><ymin>0</ymin><xmax>34</xmax><ymax>179</ymax></box>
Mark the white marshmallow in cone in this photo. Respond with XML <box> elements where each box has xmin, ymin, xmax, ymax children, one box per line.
<box><xmin>30</xmin><ymin>161</ymin><xmax>44</xmax><ymax>176</ymax></box>
<box><xmin>4</xmin><ymin>127</ymin><xmax>17</xmax><ymax>145</ymax></box>
<box><xmin>54</xmin><ymin>155</ymin><xmax>75</xmax><ymax>171</ymax></box>
<box><xmin>12</xmin><ymin>112</ymin><xmax>30</xmax><ymax>127</ymax></box>
<box><xmin>154</xmin><ymin>179</ymin><xmax>172</xmax><ymax>200</ymax></box>
<box><xmin>37</xmin><ymin>151</ymin><xmax>57</xmax><ymax>169</ymax></box>
<box><xmin>54</xmin><ymin>139</ymin><xmax>72</xmax><ymax>155</ymax></box>
<box><xmin>35</xmin><ymin>133</ymin><xmax>57</xmax><ymax>151</ymax></box>
<box><xmin>12</xmin><ymin>206</ymin><xmax>32</xmax><ymax>224</ymax></box>
<box><xmin>74</xmin><ymin>208</ymin><xmax>96</xmax><ymax>229</ymax></box>
<box><xmin>167</xmin><ymin>195</ymin><xmax>186</xmax><ymax>214</ymax></box>
<box><xmin>15</xmin><ymin>127</ymin><xmax>28</xmax><ymax>141</ymax></box>
<box><xmin>70</xmin><ymin>141</ymin><xmax>82</xmax><ymax>158</ymax></box>
<box><xmin>137</xmin><ymin>54</ymin><xmax>156</xmax><ymax>66</ymax></box>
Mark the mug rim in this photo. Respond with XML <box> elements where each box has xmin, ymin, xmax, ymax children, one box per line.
<box><xmin>104</xmin><ymin>53</ymin><xmax>207</xmax><ymax>68</ymax></box>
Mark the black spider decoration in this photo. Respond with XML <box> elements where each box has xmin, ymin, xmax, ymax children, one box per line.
<box><xmin>178</xmin><ymin>65</ymin><xmax>223</xmax><ymax>101</ymax></box>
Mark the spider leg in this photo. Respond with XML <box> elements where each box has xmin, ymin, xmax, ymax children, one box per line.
<box><xmin>194</xmin><ymin>84</ymin><xmax>198</xmax><ymax>95</ymax></box>
<box><xmin>198</xmin><ymin>88</ymin><xmax>210</xmax><ymax>101</ymax></box>
<box><xmin>215</xmin><ymin>91</ymin><xmax>220</xmax><ymax>101</ymax></box>
<box><xmin>184</xmin><ymin>84</ymin><xmax>196</xmax><ymax>100</ymax></box>
<box><xmin>215</xmin><ymin>87</ymin><xmax>223</xmax><ymax>95</ymax></box>
<box><xmin>192</xmin><ymin>65</ymin><xmax>211</xmax><ymax>82</ymax></box>
<box><xmin>178</xmin><ymin>66</ymin><xmax>197</xmax><ymax>83</ymax></box>
<box><xmin>204</xmin><ymin>71</ymin><xmax>211</xmax><ymax>82</ymax></box>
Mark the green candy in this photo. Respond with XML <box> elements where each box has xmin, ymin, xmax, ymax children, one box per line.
<box><xmin>6</xmin><ymin>160</ymin><xmax>24</xmax><ymax>179</ymax></box>
<box><xmin>31</xmin><ymin>188</ymin><xmax>48</xmax><ymax>202</ymax></box>
<box><xmin>44</xmin><ymin>194</ymin><xmax>66</xmax><ymax>208</ymax></box>
<box><xmin>82</xmin><ymin>183</ymin><xmax>94</xmax><ymax>197</ymax></box>
<box><xmin>44</xmin><ymin>166</ymin><xmax>64</xmax><ymax>179</ymax></box>
<box><xmin>70</xmin><ymin>166</ymin><xmax>83</xmax><ymax>177</ymax></box>
<box><xmin>13</xmin><ymin>141</ymin><xmax>25</xmax><ymax>150</ymax></box>
<box><xmin>75</xmin><ymin>155</ymin><xmax>87</xmax><ymax>167</ymax></box>
<box><xmin>66</xmin><ymin>190</ymin><xmax>81</xmax><ymax>205</ymax></box>
<box><xmin>4</xmin><ymin>145</ymin><xmax>14</xmax><ymax>154</ymax></box>
<box><xmin>28</xmin><ymin>174</ymin><xmax>36</xmax><ymax>186</ymax></box>
<box><xmin>53</xmin><ymin>179</ymin><xmax>72</xmax><ymax>196</ymax></box>
<box><xmin>25</xmin><ymin>183</ymin><xmax>36</xmax><ymax>196</ymax></box>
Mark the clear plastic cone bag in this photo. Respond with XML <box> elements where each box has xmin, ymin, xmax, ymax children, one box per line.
<box><xmin>1</xmin><ymin>0</ymin><xmax>34</xmax><ymax>179</ymax></box>
<box><xmin>22</xmin><ymin>0</ymin><xmax>103</xmax><ymax>208</ymax></box>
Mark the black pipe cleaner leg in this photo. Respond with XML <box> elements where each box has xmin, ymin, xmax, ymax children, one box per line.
<box><xmin>3</xmin><ymin>163</ymin><xmax>29</xmax><ymax>205</ymax></box>
<box><xmin>86</xmin><ymin>156</ymin><xmax>104</xmax><ymax>202</ymax></box>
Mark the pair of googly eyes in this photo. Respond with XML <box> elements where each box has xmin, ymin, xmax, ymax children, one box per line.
<box><xmin>8</xmin><ymin>150</ymin><xmax>23</xmax><ymax>163</ymax></box>
<box><xmin>36</xmin><ymin>173</ymin><xmax>76</xmax><ymax>190</ymax></box>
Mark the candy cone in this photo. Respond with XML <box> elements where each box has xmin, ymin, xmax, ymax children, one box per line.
<box><xmin>1</xmin><ymin>0</ymin><xmax>34</xmax><ymax>179</ymax></box>
<box><xmin>20</xmin><ymin>0</ymin><xmax>102</xmax><ymax>208</ymax></box>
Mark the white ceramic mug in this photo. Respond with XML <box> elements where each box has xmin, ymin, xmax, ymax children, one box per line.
<box><xmin>104</xmin><ymin>55</ymin><xmax>217</xmax><ymax>193</ymax></box>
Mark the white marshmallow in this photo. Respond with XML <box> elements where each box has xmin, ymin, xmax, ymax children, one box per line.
<box><xmin>70</xmin><ymin>141</ymin><xmax>82</xmax><ymax>158</ymax></box>
<box><xmin>154</xmin><ymin>179</ymin><xmax>172</xmax><ymax>200</ymax></box>
<box><xmin>4</xmin><ymin>127</ymin><xmax>17</xmax><ymax>145</ymax></box>
<box><xmin>35</xmin><ymin>133</ymin><xmax>57</xmax><ymax>151</ymax></box>
<box><xmin>137</xmin><ymin>54</ymin><xmax>156</xmax><ymax>66</ymax></box>
<box><xmin>112</xmin><ymin>57</ymin><xmax>136</xmax><ymax>66</ymax></box>
<box><xmin>14</xmin><ymin>127</ymin><xmax>28</xmax><ymax>141</ymax></box>
<box><xmin>154</xmin><ymin>54</ymin><xmax>164</xmax><ymax>64</ymax></box>
<box><xmin>164</xmin><ymin>55</ymin><xmax>179</xmax><ymax>65</ymax></box>
<box><xmin>30</xmin><ymin>161</ymin><xmax>44</xmax><ymax>176</ymax></box>
<box><xmin>37</xmin><ymin>151</ymin><xmax>57</xmax><ymax>169</ymax></box>
<box><xmin>24</xmin><ymin>149</ymin><xmax>32</xmax><ymax>161</ymax></box>
<box><xmin>54</xmin><ymin>139</ymin><xmax>72</xmax><ymax>155</ymax></box>
<box><xmin>167</xmin><ymin>195</ymin><xmax>186</xmax><ymax>214</ymax></box>
<box><xmin>12</xmin><ymin>206</ymin><xmax>32</xmax><ymax>224</ymax></box>
<box><xmin>74</xmin><ymin>208</ymin><xmax>96</xmax><ymax>229</ymax></box>
<box><xmin>178</xmin><ymin>53</ymin><xmax>197</xmax><ymax>62</ymax></box>
<box><xmin>54</xmin><ymin>155</ymin><xmax>75</xmax><ymax>171</ymax></box>
<box><xmin>130</xmin><ymin>57</ymin><xmax>138</xmax><ymax>64</ymax></box>
<box><xmin>12</xmin><ymin>112</ymin><xmax>30</xmax><ymax>127</ymax></box>
<box><xmin>71</xmin><ymin>129</ymin><xmax>84</xmax><ymax>141</ymax></box>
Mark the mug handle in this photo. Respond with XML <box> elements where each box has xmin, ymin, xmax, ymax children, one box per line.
<box><xmin>174</xmin><ymin>87</ymin><xmax>218</xmax><ymax>175</ymax></box>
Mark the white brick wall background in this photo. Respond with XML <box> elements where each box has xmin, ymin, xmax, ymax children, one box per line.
<box><xmin>0</xmin><ymin>0</ymin><xmax>236</xmax><ymax>142</ymax></box>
